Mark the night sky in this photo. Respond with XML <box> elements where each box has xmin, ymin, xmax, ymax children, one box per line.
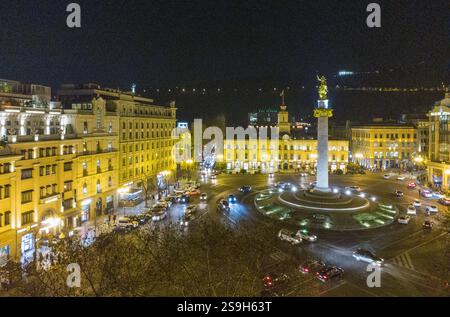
<box><xmin>0</xmin><ymin>0</ymin><xmax>448</xmax><ymax>123</ymax></box>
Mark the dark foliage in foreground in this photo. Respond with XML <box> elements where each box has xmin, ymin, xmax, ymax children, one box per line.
<box><xmin>1</xmin><ymin>220</ymin><xmax>292</xmax><ymax>297</ymax></box>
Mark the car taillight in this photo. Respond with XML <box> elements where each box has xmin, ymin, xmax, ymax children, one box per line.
<box><xmin>304</xmin><ymin>268</ymin><xmax>309</xmax><ymax>272</ymax></box>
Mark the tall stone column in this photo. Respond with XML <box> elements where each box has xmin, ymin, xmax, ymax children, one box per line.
<box><xmin>314</xmin><ymin>100</ymin><xmax>333</xmax><ymax>192</ymax></box>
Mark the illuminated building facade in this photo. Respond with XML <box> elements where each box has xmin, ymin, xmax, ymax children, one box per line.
<box><xmin>0</xmin><ymin>81</ymin><xmax>177</xmax><ymax>262</ymax></box>
<box><xmin>427</xmin><ymin>91</ymin><xmax>450</xmax><ymax>190</ymax></box>
<box><xmin>351</xmin><ymin>123</ymin><xmax>418</xmax><ymax>170</ymax></box>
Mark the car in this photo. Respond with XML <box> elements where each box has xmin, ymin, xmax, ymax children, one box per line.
<box><xmin>262</xmin><ymin>273</ymin><xmax>290</xmax><ymax>289</ymax></box>
<box><xmin>439</xmin><ymin>197</ymin><xmax>450</xmax><ymax>206</ymax></box>
<box><xmin>278</xmin><ymin>229</ymin><xmax>302</xmax><ymax>245</ymax></box>
<box><xmin>352</xmin><ymin>248</ymin><xmax>384</xmax><ymax>266</ymax></box>
<box><xmin>217</xmin><ymin>199</ymin><xmax>230</xmax><ymax>211</ymax></box>
<box><xmin>186</xmin><ymin>189</ymin><xmax>201</xmax><ymax>196</ymax></box>
<box><xmin>425</xmin><ymin>205</ymin><xmax>439</xmax><ymax>213</ymax></box>
<box><xmin>128</xmin><ymin>213</ymin><xmax>151</xmax><ymax>225</ymax></box>
<box><xmin>407</xmin><ymin>205</ymin><xmax>417</xmax><ymax>215</ymax></box>
<box><xmin>185</xmin><ymin>204</ymin><xmax>197</xmax><ymax>215</ymax></box>
<box><xmin>210</xmin><ymin>174</ymin><xmax>217</xmax><ymax>180</ymax></box>
<box><xmin>422</xmin><ymin>220</ymin><xmax>433</xmax><ymax>229</ymax></box>
<box><xmin>239</xmin><ymin>185</ymin><xmax>252</xmax><ymax>193</ymax></box>
<box><xmin>228</xmin><ymin>194</ymin><xmax>237</xmax><ymax>203</ymax></box>
<box><xmin>421</xmin><ymin>189</ymin><xmax>433</xmax><ymax>198</ymax></box>
<box><xmin>177</xmin><ymin>194</ymin><xmax>190</xmax><ymax>203</ymax></box>
<box><xmin>413</xmin><ymin>200</ymin><xmax>421</xmax><ymax>207</ymax></box>
<box><xmin>174</xmin><ymin>189</ymin><xmax>185</xmax><ymax>195</ymax></box>
<box><xmin>397</xmin><ymin>176</ymin><xmax>406</xmax><ymax>181</ymax></box>
<box><xmin>298</xmin><ymin>259</ymin><xmax>326</xmax><ymax>274</ymax></box>
<box><xmin>157</xmin><ymin>200</ymin><xmax>171</xmax><ymax>208</ymax></box>
<box><xmin>407</xmin><ymin>182</ymin><xmax>417</xmax><ymax>189</ymax></box>
<box><xmin>432</xmin><ymin>191</ymin><xmax>445</xmax><ymax>199</ymax></box>
<box><xmin>345</xmin><ymin>186</ymin><xmax>361</xmax><ymax>192</ymax></box>
<box><xmin>395</xmin><ymin>190</ymin><xmax>404</xmax><ymax>197</ymax></box>
<box><xmin>116</xmin><ymin>217</ymin><xmax>138</xmax><ymax>230</ymax></box>
<box><xmin>179</xmin><ymin>213</ymin><xmax>194</xmax><ymax>227</ymax></box>
<box><xmin>268</xmin><ymin>173</ymin><xmax>274</xmax><ymax>178</ymax></box>
<box><xmin>152</xmin><ymin>209</ymin><xmax>167</xmax><ymax>222</ymax></box>
<box><xmin>154</xmin><ymin>202</ymin><xmax>168</xmax><ymax>210</ymax></box>
<box><xmin>316</xmin><ymin>266</ymin><xmax>344</xmax><ymax>283</ymax></box>
<box><xmin>397</xmin><ymin>215</ymin><xmax>411</xmax><ymax>224</ymax></box>
<box><xmin>383</xmin><ymin>174</ymin><xmax>390</xmax><ymax>179</ymax></box>
<box><xmin>200</xmin><ymin>193</ymin><xmax>208</xmax><ymax>201</ymax></box>
<box><xmin>296</xmin><ymin>229</ymin><xmax>317</xmax><ymax>242</ymax></box>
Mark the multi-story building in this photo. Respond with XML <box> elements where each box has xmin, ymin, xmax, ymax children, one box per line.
<box><xmin>0</xmin><ymin>81</ymin><xmax>177</xmax><ymax>262</ymax></box>
<box><xmin>351</xmin><ymin>123</ymin><xmax>418</xmax><ymax>170</ymax></box>
<box><xmin>58</xmin><ymin>84</ymin><xmax>177</xmax><ymax>207</ymax></box>
<box><xmin>223</xmin><ymin>103</ymin><xmax>349</xmax><ymax>173</ymax></box>
<box><xmin>427</xmin><ymin>90</ymin><xmax>450</xmax><ymax>190</ymax></box>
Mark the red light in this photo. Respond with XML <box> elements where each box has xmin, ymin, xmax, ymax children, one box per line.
<box><xmin>323</xmin><ymin>275</ymin><xmax>328</xmax><ymax>279</ymax></box>
<box><xmin>304</xmin><ymin>268</ymin><xmax>309</xmax><ymax>272</ymax></box>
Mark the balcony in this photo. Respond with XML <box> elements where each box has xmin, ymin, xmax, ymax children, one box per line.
<box><xmin>78</xmin><ymin>148</ymin><xmax>118</xmax><ymax>157</ymax></box>
<box><xmin>39</xmin><ymin>193</ymin><xmax>60</xmax><ymax>205</ymax></box>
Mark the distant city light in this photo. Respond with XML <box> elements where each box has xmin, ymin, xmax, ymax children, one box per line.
<box><xmin>338</xmin><ymin>70</ymin><xmax>354</xmax><ymax>76</ymax></box>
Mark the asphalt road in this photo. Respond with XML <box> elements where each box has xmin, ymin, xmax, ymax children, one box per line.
<box><xmin>187</xmin><ymin>171</ymin><xmax>450</xmax><ymax>297</ymax></box>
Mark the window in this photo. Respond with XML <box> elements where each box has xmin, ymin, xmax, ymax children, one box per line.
<box><xmin>21</xmin><ymin>168</ymin><xmax>33</xmax><ymax>180</ymax></box>
<box><xmin>83</xmin><ymin>183</ymin><xmax>88</xmax><ymax>194</ymax></box>
<box><xmin>21</xmin><ymin>190</ymin><xmax>33</xmax><ymax>204</ymax></box>
<box><xmin>64</xmin><ymin>181</ymin><xmax>73</xmax><ymax>192</ymax></box>
<box><xmin>4</xmin><ymin>185</ymin><xmax>10</xmax><ymax>198</ymax></box>
<box><xmin>21</xmin><ymin>211</ymin><xmax>34</xmax><ymax>225</ymax></box>
<box><xmin>64</xmin><ymin>162</ymin><xmax>73</xmax><ymax>171</ymax></box>
<box><xmin>4</xmin><ymin>211</ymin><xmax>10</xmax><ymax>226</ymax></box>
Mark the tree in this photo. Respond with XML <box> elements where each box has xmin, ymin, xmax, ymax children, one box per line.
<box><xmin>139</xmin><ymin>172</ymin><xmax>156</xmax><ymax>207</ymax></box>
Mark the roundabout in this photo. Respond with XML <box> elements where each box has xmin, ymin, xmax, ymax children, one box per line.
<box><xmin>254</xmin><ymin>186</ymin><xmax>398</xmax><ymax>231</ymax></box>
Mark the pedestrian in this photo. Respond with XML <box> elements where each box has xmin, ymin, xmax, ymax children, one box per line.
<box><xmin>113</xmin><ymin>215</ymin><xmax>117</xmax><ymax>223</ymax></box>
<box><xmin>418</xmin><ymin>189</ymin><xmax>421</xmax><ymax>198</ymax></box>
<box><xmin>108</xmin><ymin>214</ymin><xmax>111</xmax><ymax>223</ymax></box>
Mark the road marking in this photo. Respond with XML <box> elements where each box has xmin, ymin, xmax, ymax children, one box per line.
<box><xmin>392</xmin><ymin>252</ymin><xmax>414</xmax><ymax>270</ymax></box>
<box><xmin>270</xmin><ymin>250</ymin><xmax>289</xmax><ymax>262</ymax></box>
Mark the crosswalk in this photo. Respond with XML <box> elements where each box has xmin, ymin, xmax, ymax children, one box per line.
<box><xmin>392</xmin><ymin>252</ymin><xmax>415</xmax><ymax>270</ymax></box>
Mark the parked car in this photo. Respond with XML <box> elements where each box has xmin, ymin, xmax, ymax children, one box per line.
<box><xmin>421</xmin><ymin>189</ymin><xmax>433</xmax><ymax>198</ymax></box>
<box><xmin>422</xmin><ymin>220</ymin><xmax>433</xmax><ymax>229</ymax></box>
<box><xmin>177</xmin><ymin>194</ymin><xmax>190</xmax><ymax>203</ymax></box>
<box><xmin>439</xmin><ymin>197</ymin><xmax>450</xmax><ymax>206</ymax></box>
<box><xmin>228</xmin><ymin>194</ymin><xmax>237</xmax><ymax>203</ymax></box>
<box><xmin>425</xmin><ymin>205</ymin><xmax>439</xmax><ymax>213</ymax></box>
<box><xmin>407</xmin><ymin>182</ymin><xmax>417</xmax><ymax>189</ymax></box>
<box><xmin>296</xmin><ymin>229</ymin><xmax>317</xmax><ymax>242</ymax></box>
<box><xmin>210</xmin><ymin>174</ymin><xmax>217</xmax><ymax>180</ymax></box>
<box><xmin>397</xmin><ymin>176</ymin><xmax>406</xmax><ymax>180</ymax></box>
<box><xmin>316</xmin><ymin>266</ymin><xmax>344</xmax><ymax>283</ymax></box>
<box><xmin>151</xmin><ymin>209</ymin><xmax>167</xmax><ymax>222</ymax></box>
<box><xmin>398</xmin><ymin>215</ymin><xmax>411</xmax><ymax>224</ymax></box>
<box><xmin>345</xmin><ymin>186</ymin><xmax>361</xmax><ymax>192</ymax></box>
<box><xmin>239</xmin><ymin>185</ymin><xmax>252</xmax><ymax>193</ymax></box>
<box><xmin>262</xmin><ymin>273</ymin><xmax>290</xmax><ymax>289</ymax></box>
<box><xmin>179</xmin><ymin>213</ymin><xmax>194</xmax><ymax>227</ymax></box>
<box><xmin>432</xmin><ymin>191</ymin><xmax>445</xmax><ymax>199</ymax></box>
<box><xmin>383</xmin><ymin>174</ymin><xmax>390</xmax><ymax>179</ymax></box>
<box><xmin>395</xmin><ymin>190</ymin><xmax>404</xmax><ymax>197</ymax></box>
<box><xmin>413</xmin><ymin>200</ymin><xmax>421</xmax><ymax>207</ymax></box>
<box><xmin>217</xmin><ymin>199</ymin><xmax>230</xmax><ymax>211</ymax></box>
<box><xmin>200</xmin><ymin>193</ymin><xmax>208</xmax><ymax>201</ymax></box>
<box><xmin>352</xmin><ymin>248</ymin><xmax>384</xmax><ymax>266</ymax></box>
<box><xmin>407</xmin><ymin>205</ymin><xmax>417</xmax><ymax>215</ymax></box>
<box><xmin>116</xmin><ymin>217</ymin><xmax>138</xmax><ymax>230</ymax></box>
<box><xmin>298</xmin><ymin>259</ymin><xmax>326</xmax><ymax>274</ymax></box>
<box><xmin>186</xmin><ymin>189</ymin><xmax>201</xmax><ymax>196</ymax></box>
<box><xmin>185</xmin><ymin>204</ymin><xmax>197</xmax><ymax>215</ymax></box>
<box><xmin>278</xmin><ymin>229</ymin><xmax>302</xmax><ymax>245</ymax></box>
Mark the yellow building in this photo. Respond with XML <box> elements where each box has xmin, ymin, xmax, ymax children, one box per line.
<box><xmin>223</xmin><ymin>135</ymin><xmax>348</xmax><ymax>173</ymax></box>
<box><xmin>0</xmin><ymin>81</ymin><xmax>177</xmax><ymax>262</ymax></box>
<box><xmin>58</xmin><ymin>84</ymin><xmax>177</xmax><ymax>207</ymax></box>
<box><xmin>351</xmin><ymin>123</ymin><xmax>419</xmax><ymax>170</ymax></box>
<box><xmin>426</xmin><ymin>90</ymin><xmax>450</xmax><ymax>191</ymax></box>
